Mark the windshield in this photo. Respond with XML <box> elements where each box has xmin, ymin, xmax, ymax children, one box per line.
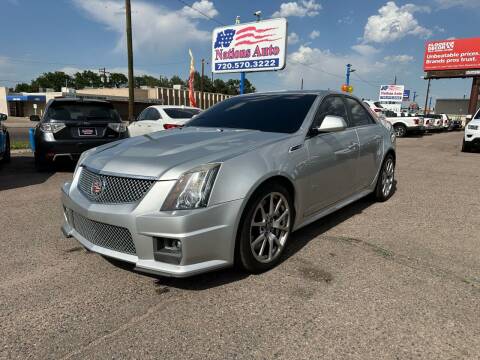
<box><xmin>186</xmin><ymin>94</ymin><xmax>317</xmax><ymax>133</ymax></box>
<box><xmin>164</xmin><ymin>108</ymin><xmax>201</xmax><ymax>119</ymax></box>
<box><xmin>45</xmin><ymin>101</ymin><xmax>120</xmax><ymax>122</ymax></box>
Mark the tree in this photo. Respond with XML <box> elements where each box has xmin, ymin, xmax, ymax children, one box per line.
<box><xmin>14</xmin><ymin>83</ymin><xmax>34</xmax><ymax>92</ymax></box>
<box><xmin>170</xmin><ymin>75</ymin><xmax>185</xmax><ymax>87</ymax></box>
<box><xmin>213</xmin><ymin>79</ymin><xmax>227</xmax><ymax>94</ymax></box>
<box><xmin>158</xmin><ymin>75</ymin><xmax>170</xmax><ymax>87</ymax></box>
<box><xmin>108</xmin><ymin>72</ymin><xmax>128</xmax><ymax>88</ymax></box>
<box><xmin>31</xmin><ymin>71</ymin><xmax>73</xmax><ymax>92</ymax></box>
<box><xmin>73</xmin><ymin>70</ymin><xmax>103</xmax><ymax>89</ymax></box>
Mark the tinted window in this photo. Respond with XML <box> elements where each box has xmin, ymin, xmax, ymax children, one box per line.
<box><xmin>137</xmin><ymin>109</ymin><xmax>148</xmax><ymax>121</ymax></box>
<box><xmin>164</xmin><ymin>108</ymin><xmax>200</xmax><ymax>119</ymax></box>
<box><xmin>149</xmin><ymin>108</ymin><xmax>161</xmax><ymax>120</ymax></box>
<box><xmin>186</xmin><ymin>94</ymin><xmax>317</xmax><ymax>133</ymax></box>
<box><xmin>345</xmin><ymin>98</ymin><xmax>374</xmax><ymax>127</ymax></box>
<box><xmin>312</xmin><ymin>96</ymin><xmax>347</xmax><ymax>128</ymax></box>
<box><xmin>373</xmin><ymin>102</ymin><xmax>384</xmax><ymax>108</ymax></box>
<box><xmin>45</xmin><ymin>101</ymin><xmax>120</xmax><ymax>122</ymax></box>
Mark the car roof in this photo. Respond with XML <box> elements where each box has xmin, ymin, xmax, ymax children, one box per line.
<box><xmin>149</xmin><ymin>105</ymin><xmax>200</xmax><ymax>110</ymax></box>
<box><xmin>240</xmin><ymin>90</ymin><xmax>337</xmax><ymax>97</ymax></box>
<box><xmin>50</xmin><ymin>98</ymin><xmax>112</xmax><ymax>104</ymax></box>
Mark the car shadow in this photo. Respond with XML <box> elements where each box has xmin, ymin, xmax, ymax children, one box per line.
<box><xmin>139</xmin><ymin>183</ymin><xmax>397</xmax><ymax>291</ymax></box>
<box><xmin>0</xmin><ymin>155</ymin><xmax>75</xmax><ymax>191</ymax></box>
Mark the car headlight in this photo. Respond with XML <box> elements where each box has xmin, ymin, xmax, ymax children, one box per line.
<box><xmin>161</xmin><ymin>164</ymin><xmax>220</xmax><ymax>211</ymax></box>
<box><xmin>468</xmin><ymin>124</ymin><xmax>478</xmax><ymax>130</ymax></box>
<box><xmin>73</xmin><ymin>148</ymin><xmax>95</xmax><ymax>178</ymax></box>
<box><xmin>108</xmin><ymin>122</ymin><xmax>128</xmax><ymax>133</ymax></box>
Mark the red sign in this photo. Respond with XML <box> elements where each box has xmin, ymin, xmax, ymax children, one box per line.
<box><xmin>424</xmin><ymin>37</ymin><xmax>480</xmax><ymax>71</ymax></box>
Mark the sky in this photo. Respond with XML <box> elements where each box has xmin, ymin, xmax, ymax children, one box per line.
<box><xmin>0</xmin><ymin>0</ymin><xmax>479</xmax><ymax>104</ymax></box>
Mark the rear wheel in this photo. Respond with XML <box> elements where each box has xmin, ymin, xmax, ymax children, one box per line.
<box><xmin>34</xmin><ymin>152</ymin><xmax>50</xmax><ymax>171</ymax></box>
<box><xmin>2</xmin><ymin>135</ymin><xmax>10</xmax><ymax>163</ymax></box>
<box><xmin>374</xmin><ymin>154</ymin><xmax>395</xmax><ymax>202</ymax></box>
<box><xmin>237</xmin><ymin>184</ymin><xmax>293</xmax><ymax>273</ymax></box>
<box><xmin>393</xmin><ymin>124</ymin><xmax>407</xmax><ymax>138</ymax></box>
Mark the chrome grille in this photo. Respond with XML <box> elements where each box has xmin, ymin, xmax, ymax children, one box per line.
<box><xmin>78</xmin><ymin>167</ymin><xmax>155</xmax><ymax>204</ymax></box>
<box><xmin>69</xmin><ymin>210</ymin><xmax>136</xmax><ymax>255</ymax></box>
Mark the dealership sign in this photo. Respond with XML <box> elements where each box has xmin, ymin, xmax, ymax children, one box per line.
<box><xmin>424</xmin><ymin>37</ymin><xmax>480</xmax><ymax>71</ymax></box>
<box><xmin>379</xmin><ymin>85</ymin><xmax>405</xmax><ymax>102</ymax></box>
<box><xmin>211</xmin><ymin>18</ymin><xmax>287</xmax><ymax>74</ymax></box>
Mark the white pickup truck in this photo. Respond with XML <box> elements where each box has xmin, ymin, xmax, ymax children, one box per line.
<box><xmin>383</xmin><ymin>111</ymin><xmax>425</xmax><ymax>138</ymax></box>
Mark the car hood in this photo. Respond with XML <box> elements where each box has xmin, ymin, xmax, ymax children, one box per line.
<box><xmin>83</xmin><ymin>127</ymin><xmax>288</xmax><ymax>180</ymax></box>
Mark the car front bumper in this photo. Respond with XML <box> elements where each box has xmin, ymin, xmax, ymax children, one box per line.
<box><xmin>61</xmin><ymin>180</ymin><xmax>244</xmax><ymax>277</ymax></box>
<box><xmin>465</xmin><ymin>131</ymin><xmax>480</xmax><ymax>146</ymax></box>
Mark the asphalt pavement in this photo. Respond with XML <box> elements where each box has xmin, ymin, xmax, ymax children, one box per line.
<box><xmin>0</xmin><ymin>131</ymin><xmax>479</xmax><ymax>359</ymax></box>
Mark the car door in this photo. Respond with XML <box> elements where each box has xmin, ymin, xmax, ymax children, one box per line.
<box><xmin>344</xmin><ymin>97</ymin><xmax>384</xmax><ymax>191</ymax></box>
<box><xmin>303</xmin><ymin>95</ymin><xmax>360</xmax><ymax>216</ymax></box>
<box><xmin>128</xmin><ymin>108</ymin><xmax>149</xmax><ymax>137</ymax></box>
<box><xmin>139</xmin><ymin>108</ymin><xmax>163</xmax><ymax>134</ymax></box>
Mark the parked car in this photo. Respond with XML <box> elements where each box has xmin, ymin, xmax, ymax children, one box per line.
<box><xmin>128</xmin><ymin>105</ymin><xmax>201</xmax><ymax>137</ymax></box>
<box><xmin>440</xmin><ymin>114</ymin><xmax>451</xmax><ymax>130</ymax></box>
<box><xmin>449</xmin><ymin>118</ymin><xmax>463</xmax><ymax>131</ymax></box>
<box><xmin>61</xmin><ymin>91</ymin><xmax>396</xmax><ymax>277</ymax></box>
<box><xmin>426</xmin><ymin>114</ymin><xmax>444</xmax><ymax>131</ymax></box>
<box><xmin>363</xmin><ymin>100</ymin><xmax>386</xmax><ymax>116</ymax></box>
<box><xmin>384</xmin><ymin>110</ymin><xmax>425</xmax><ymax>137</ymax></box>
<box><xmin>32</xmin><ymin>98</ymin><xmax>128</xmax><ymax>170</ymax></box>
<box><xmin>462</xmin><ymin>110</ymin><xmax>480</xmax><ymax>152</ymax></box>
<box><xmin>0</xmin><ymin>113</ymin><xmax>11</xmax><ymax>164</ymax></box>
<box><xmin>419</xmin><ymin>115</ymin><xmax>434</xmax><ymax>132</ymax></box>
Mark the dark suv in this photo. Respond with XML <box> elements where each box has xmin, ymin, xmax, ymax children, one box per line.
<box><xmin>32</xmin><ymin>98</ymin><xmax>128</xmax><ymax>169</ymax></box>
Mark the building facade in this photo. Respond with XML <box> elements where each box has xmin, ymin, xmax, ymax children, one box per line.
<box><xmin>0</xmin><ymin>86</ymin><xmax>231</xmax><ymax>119</ymax></box>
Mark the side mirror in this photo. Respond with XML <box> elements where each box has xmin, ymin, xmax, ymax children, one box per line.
<box><xmin>30</xmin><ymin>115</ymin><xmax>41</xmax><ymax>122</ymax></box>
<box><xmin>0</xmin><ymin>113</ymin><xmax>7</xmax><ymax>121</ymax></box>
<box><xmin>312</xmin><ymin>115</ymin><xmax>347</xmax><ymax>135</ymax></box>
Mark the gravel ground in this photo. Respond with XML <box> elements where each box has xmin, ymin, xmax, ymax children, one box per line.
<box><xmin>0</xmin><ymin>131</ymin><xmax>479</xmax><ymax>359</ymax></box>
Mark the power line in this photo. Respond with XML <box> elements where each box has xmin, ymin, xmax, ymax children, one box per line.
<box><xmin>1</xmin><ymin>56</ymin><xmax>187</xmax><ymax>69</ymax></box>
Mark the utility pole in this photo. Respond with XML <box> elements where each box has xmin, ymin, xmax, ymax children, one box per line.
<box><xmin>423</xmin><ymin>78</ymin><xmax>431</xmax><ymax>115</ymax></box>
<box><xmin>98</xmin><ymin>67</ymin><xmax>110</xmax><ymax>87</ymax></box>
<box><xmin>201</xmin><ymin>58</ymin><xmax>205</xmax><ymax>109</ymax></box>
<box><xmin>125</xmin><ymin>0</ymin><xmax>135</xmax><ymax>121</ymax></box>
<box><xmin>394</xmin><ymin>75</ymin><xmax>397</xmax><ymax>85</ymax></box>
<box><xmin>413</xmin><ymin>91</ymin><xmax>417</xmax><ymax>102</ymax></box>
<box><xmin>429</xmin><ymin>96</ymin><xmax>433</xmax><ymax>112</ymax></box>
<box><xmin>300</xmin><ymin>78</ymin><xmax>304</xmax><ymax>90</ymax></box>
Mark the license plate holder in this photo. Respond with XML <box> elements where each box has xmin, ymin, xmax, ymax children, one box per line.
<box><xmin>78</xmin><ymin>127</ymin><xmax>97</xmax><ymax>137</ymax></box>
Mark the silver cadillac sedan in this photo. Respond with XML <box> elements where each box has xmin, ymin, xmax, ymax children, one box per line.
<box><xmin>61</xmin><ymin>91</ymin><xmax>396</xmax><ymax>277</ymax></box>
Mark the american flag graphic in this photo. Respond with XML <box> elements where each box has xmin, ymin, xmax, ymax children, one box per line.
<box><xmin>214</xmin><ymin>26</ymin><xmax>279</xmax><ymax>48</ymax></box>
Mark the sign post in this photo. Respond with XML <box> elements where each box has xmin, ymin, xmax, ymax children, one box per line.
<box><xmin>211</xmin><ymin>18</ymin><xmax>287</xmax><ymax>83</ymax></box>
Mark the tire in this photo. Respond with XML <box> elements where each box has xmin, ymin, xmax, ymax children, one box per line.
<box><xmin>461</xmin><ymin>139</ymin><xmax>471</xmax><ymax>153</ymax></box>
<box><xmin>34</xmin><ymin>151</ymin><xmax>50</xmax><ymax>171</ymax></box>
<box><xmin>393</xmin><ymin>124</ymin><xmax>407</xmax><ymax>138</ymax></box>
<box><xmin>1</xmin><ymin>135</ymin><xmax>10</xmax><ymax>163</ymax></box>
<box><xmin>373</xmin><ymin>154</ymin><xmax>395</xmax><ymax>202</ymax></box>
<box><xmin>237</xmin><ymin>183</ymin><xmax>293</xmax><ymax>274</ymax></box>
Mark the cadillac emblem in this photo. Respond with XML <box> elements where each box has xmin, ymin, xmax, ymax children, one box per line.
<box><xmin>91</xmin><ymin>177</ymin><xmax>105</xmax><ymax>197</ymax></box>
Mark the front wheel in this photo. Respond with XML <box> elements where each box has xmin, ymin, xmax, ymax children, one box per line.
<box><xmin>374</xmin><ymin>155</ymin><xmax>395</xmax><ymax>202</ymax></box>
<box><xmin>237</xmin><ymin>184</ymin><xmax>293</xmax><ymax>273</ymax></box>
<box><xmin>461</xmin><ymin>139</ymin><xmax>471</xmax><ymax>153</ymax></box>
<box><xmin>393</xmin><ymin>124</ymin><xmax>407</xmax><ymax>138</ymax></box>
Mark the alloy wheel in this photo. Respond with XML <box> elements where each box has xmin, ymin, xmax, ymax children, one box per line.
<box><xmin>381</xmin><ymin>158</ymin><xmax>394</xmax><ymax>197</ymax></box>
<box><xmin>249</xmin><ymin>192</ymin><xmax>291</xmax><ymax>263</ymax></box>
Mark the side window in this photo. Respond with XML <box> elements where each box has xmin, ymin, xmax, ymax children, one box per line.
<box><xmin>137</xmin><ymin>108</ymin><xmax>149</xmax><ymax>121</ymax></box>
<box><xmin>150</xmin><ymin>108</ymin><xmax>162</xmax><ymax>120</ymax></box>
<box><xmin>345</xmin><ymin>98</ymin><xmax>375</xmax><ymax>127</ymax></box>
<box><xmin>312</xmin><ymin>96</ymin><xmax>347</xmax><ymax>129</ymax></box>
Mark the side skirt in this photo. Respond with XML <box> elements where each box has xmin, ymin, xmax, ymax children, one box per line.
<box><xmin>293</xmin><ymin>188</ymin><xmax>373</xmax><ymax>232</ymax></box>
